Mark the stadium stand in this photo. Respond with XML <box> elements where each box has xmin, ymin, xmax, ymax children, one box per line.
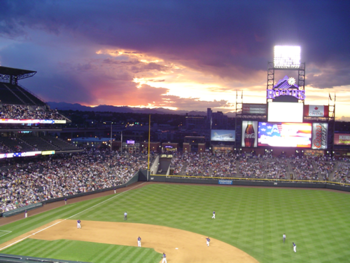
<box><xmin>0</xmin><ymin>150</ymin><xmax>150</xmax><ymax>213</ymax></box>
<box><xmin>0</xmin><ymin>65</ymin><xmax>79</xmax><ymax>156</ymax></box>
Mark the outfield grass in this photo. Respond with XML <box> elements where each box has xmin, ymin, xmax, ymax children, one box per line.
<box><xmin>0</xmin><ymin>183</ymin><xmax>349</xmax><ymax>263</ymax></box>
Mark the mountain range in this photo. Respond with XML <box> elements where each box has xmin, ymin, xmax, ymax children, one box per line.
<box><xmin>47</xmin><ymin>102</ymin><xmax>230</xmax><ymax>116</ymax></box>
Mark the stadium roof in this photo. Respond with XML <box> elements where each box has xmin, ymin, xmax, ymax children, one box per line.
<box><xmin>0</xmin><ymin>66</ymin><xmax>36</xmax><ymax>78</ymax></box>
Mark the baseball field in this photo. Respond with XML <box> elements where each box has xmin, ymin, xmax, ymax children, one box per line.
<box><xmin>0</xmin><ymin>182</ymin><xmax>349</xmax><ymax>263</ymax></box>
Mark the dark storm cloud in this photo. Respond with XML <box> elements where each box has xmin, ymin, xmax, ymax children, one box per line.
<box><xmin>0</xmin><ymin>0</ymin><xmax>350</xmax><ymax>111</ymax></box>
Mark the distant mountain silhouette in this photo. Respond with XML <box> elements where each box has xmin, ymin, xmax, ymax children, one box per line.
<box><xmin>47</xmin><ymin>102</ymin><xmax>218</xmax><ymax>116</ymax></box>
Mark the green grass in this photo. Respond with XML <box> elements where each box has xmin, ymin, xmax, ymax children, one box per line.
<box><xmin>1</xmin><ymin>184</ymin><xmax>350</xmax><ymax>263</ymax></box>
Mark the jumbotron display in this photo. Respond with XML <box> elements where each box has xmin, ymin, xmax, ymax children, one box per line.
<box><xmin>258</xmin><ymin>122</ymin><xmax>312</xmax><ymax>147</ymax></box>
<box><xmin>268</xmin><ymin>102</ymin><xmax>303</xmax><ymax>123</ymax></box>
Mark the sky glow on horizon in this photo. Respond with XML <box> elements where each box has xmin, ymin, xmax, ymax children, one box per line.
<box><xmin>1</xmin><ymin>1</ymin><xmax>350</xmax><ymax>120</ymax></box>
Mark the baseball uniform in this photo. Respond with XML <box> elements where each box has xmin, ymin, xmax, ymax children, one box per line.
<box><xmin>206</xmin><ymin>237</ymin><xmax>210</xmax><ymax>247</ymax></box>
<box><xmin>212</xmin><ymin>211</ymin><xmax>215</xmax><ymax>219</ymax></box>
<box><xmin>161</xmin><ymin>253</ymin><xmax>167</xmax><ymax>263</ymax></box>
<box><xmin>124</xmin><ymin>212</ymin><xmax>127</xmax><ymax>220</ymax></box>
<box><xmin>283</xmin><ymin>234</ymin><xmax>286</xmax><ymax>243</ymax></box>
<box><xmin>24</xmin><ymin>210</ymin><xmax>27</xmax><ymax>218</ymax></box>
<box><xmin>77</xmin><ymin>220</ymin><xmax>81</xmax><ymax>229</ymax></box>
<box><xmin>292</xmin><ymin>242</ymin><xmax>296</xmax><ymax>252</ymax></box>
<box><xmin>138</xmin><ymin>236</ymin><xmax>141</xmax><ymax>247</ymax></box>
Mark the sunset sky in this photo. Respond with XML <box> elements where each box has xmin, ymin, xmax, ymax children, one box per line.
<box><xmin>1</xmin><ymin>1</ymin><xmax>350</xmax><ymax>119</ymax></box>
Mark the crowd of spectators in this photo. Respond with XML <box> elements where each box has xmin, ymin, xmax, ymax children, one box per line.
<box><xmin>0</xmin><ymin>150</ymin><xmax>149</xmax><ymax>213</ymax></box>
<box><xmin>0</xmin><ymin>104</ymin><xmax>64</xmax><ymax>120</ymax></box>
<box><xmin>2</xmin><ymin>149</ymin><xmax>350</xmax><ymax>213</ymax></box>
<box><xmin>170</xmin><ymin>152</ymin><xmax>346</xmax><ymax>182</ymax></box>
<box><xmin>332</xmin><ymin>161</ymin><xmax>350</xmax><ymax>184</ymax></box>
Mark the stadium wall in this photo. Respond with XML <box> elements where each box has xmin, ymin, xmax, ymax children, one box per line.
<box><xmin>149</xmin><ymin>175</ymin><xmax>350</xmax><ymax>192</ymax></box>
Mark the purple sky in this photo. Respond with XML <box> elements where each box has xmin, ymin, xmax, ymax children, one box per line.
<box><xmin>1</xmin><ymin>0</ymin><xmax>349</xmax><ymax>119</ymax></box>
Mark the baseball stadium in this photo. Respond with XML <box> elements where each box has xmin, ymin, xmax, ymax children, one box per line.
<box><xmin>0</xmin><ymin>46</ymin><xmax>349</xmax><ymax>263</ymax></box>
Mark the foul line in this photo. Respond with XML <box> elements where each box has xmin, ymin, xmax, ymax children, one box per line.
<box><xmin>0</xmin><ymin>182</ymin><xmax>146</xmax><ymax>251</ymax></box>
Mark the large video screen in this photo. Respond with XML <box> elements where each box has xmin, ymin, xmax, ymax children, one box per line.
<box><xmin>334</xmin><ymin>133</ymin><xmax>350</xmax><ymax>146</ymax></box>
<box><xmin>211</xmin><ymin>130</ymin><xmax>235</xmax><ymax>142</ymax></box>
<box><xmin>258</xmin><ymin>122</ymin><xmax>312</xmax><ymax>148</ymax></box>
<box><xmin>268</xmin><ymin>102</ymin><xmax>303</xmax><ymax>123</ymax></box>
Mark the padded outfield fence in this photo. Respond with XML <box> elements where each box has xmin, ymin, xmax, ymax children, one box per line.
<box><xmin>149</xmin><ymin>173</ymin><xmax>350</xmax><ymax>192</ymax></box>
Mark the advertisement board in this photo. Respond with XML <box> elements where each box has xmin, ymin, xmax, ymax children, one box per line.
<box><xmin>304</xmin><ymin>105</ymin><xmax>329</xmax><ymax>117</ymax></box>
<box><xmin>258</xmin><ymin>122</ymin><xmax>312</xmax><ymax>148</ymax></box>
<box><xmin>334</xmin><ymin>134</ymin><xmax>350</xmax><ymax>146</ymax></box>
<box><xmin>268</xmin><ymin>102</ymin><xmax>303</xmax><ymax>123</ymax></box>
<box><xmin>241</xmin><ymin>121</ymin><xmax>258</xmax><ymax>147</ymax></box>
<box><xmin>242</xmin><ymin>104</ymin><xmax>266</xmax><ymax>115</ymax></box>
<box><xmin>312</xmin><ymin>123</ymin><xmax>328</xmax><ymax>149</ymax></box>
<box><xmin>0</xmin><ymin>119</ymin><xmax>66</xmax><ymax>124</ymax></box>
<box><xmin>211</xmin><ymin>130</ymin><xmax>235</xmax><ymax>142</ymax></box>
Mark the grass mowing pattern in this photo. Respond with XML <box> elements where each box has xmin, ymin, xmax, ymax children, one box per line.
<box><xmin>1</xmin><ymin>184</ymin><xmax>350</xmax><ymax>263</ymax></box>
<box><xmin>2</xmin><ymin>239</ymin><xmax>160</xmax><ymax>263</ymax></box>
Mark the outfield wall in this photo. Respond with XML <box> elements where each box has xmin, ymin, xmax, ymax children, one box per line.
<box><xmin>149</xmin><ymin>174</ymin><xmax>350</xmax><ymax>192</ymax></box>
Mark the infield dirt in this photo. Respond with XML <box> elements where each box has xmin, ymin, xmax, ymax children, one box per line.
<box><xmin>0</xmin><ymin>219</ymin><xmax>259</xmax><ymax>263</ymax></box>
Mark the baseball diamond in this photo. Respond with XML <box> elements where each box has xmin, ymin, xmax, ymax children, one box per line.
<box><xmin>0</xmin><ymin>182</ymin><xmax>349</xmax><ymax>263</ymax></box>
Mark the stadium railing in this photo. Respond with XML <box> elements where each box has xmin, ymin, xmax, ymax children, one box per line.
<box><xmin>0</xmin><ymin>253</ymin><xmax>90</xmax><ymax>263</ymax></box>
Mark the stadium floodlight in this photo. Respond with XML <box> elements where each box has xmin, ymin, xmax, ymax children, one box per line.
<box><xmin>274</xmin><ymin>46</ymin><xmax>301</xmax><ymax>69</ymax></box>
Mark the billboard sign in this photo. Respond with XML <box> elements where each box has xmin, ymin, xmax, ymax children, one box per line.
<box><xmin>218</xmin><ymin>180</ymin><xmax>233</xmax><ymax>185</ymax></box>
<box><xmin>0</xmin><ymin>119</ymin><xmax>66</xmax><ymax>124</ymax></box>
<box><xmin>334</xmin><ymin>134</ymin><xmax>350</xmax><ymax>145</ymax></box>
<box><xmin>312</xmin><ymin>123</ymin><xmax>328</xmax><ymax>149</ymax></box>
<box><xmin>258</xmin><ymin>122</ymin><xmax>312</xmax><ymax>148</ymax></box>
<box><xmin>242</xmin><ymin>104</ymin><xmax>266</xmax><ymax>115</ymax></box>
<box><xmin>274</xmin><ymin>45</ymin><xmax>301</xmax><ymax>69</ymax></box>
<box><xmin>242</xmin><ymin>121</ymin><xmax>258</xmax><ymax>147</ymax></box>
<box><xmin>211</xmin><ymin>130</ymin><xmax>235</xmax><ymax>142</ymax></box>
<box><xmin>268</xmin><ymin>102</ymin><xmax>303</xmax><ymax>123</ymax></box>
<box><xmin>304</xmin><ymin>105</ymin><xmax>329</xmax><ymax>117</ymax></box>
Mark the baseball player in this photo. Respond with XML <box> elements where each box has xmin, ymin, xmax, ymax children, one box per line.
<box><xmin>283</xmin><ymin>233</ymin><xmax>286</xmax><ymax>243</ymax></box>
<box><xmin>124</xmin><ymin>212</ymin><xmax>127</xmax><ymax>220</ymax></box>
<box><xmin>292</xmin><ymin>242</ymin><xmax>296</xmax><ymax>252</ymax></box>
<box><xmin>77</xmin><ymin>219</ymin><xmax>81</xmax><ymax>229</ymax></box>
<box><xmin>206</xmin><ymin>237</ymin><xmax>210</xmax><ymax>247</ymax></box>
<box><xmin>24</xmin><ymin>210</ymin><xmax>27</xmax><ymax>218</ymax></box>
<box><xmin>161</xmin><ymin>252</ymin><xmax>167</xmax><ymax>263</ymax></box>
<box><xmin>212</xmin><ymin>211</ymin><xmax>215</xmax><ymax>219</ymax></box>
<box><xmin>64</xmin><ymin>198</ymin><xmax>67</xmax><ymax>205</ymax></box>
<box><xmin>138</xmin><ymin>236</ymin><xmax>141</xmax><ymax>247</ymax></box>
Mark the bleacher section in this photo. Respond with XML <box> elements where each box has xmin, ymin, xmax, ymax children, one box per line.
<box><xmin>0</xmin><ymin>137</ymin><xmax>34</xmax><ymax>152</ymax></box>
<box><xmin>20</xmin><ymin>136</ymin><xmax>61</xmax><ymax>151</ymax></box>
<box><xmin>0</xmin><ymin>83</ymin><xmax>23</xmax><ymax>105</ymax></box>
<box><xmin>0</xmin><ymin>136</ymin><xmax>80</xmax><ymax>153</ymax></box>
<box><xmin>42</xmin><ymin>136</ymin><xmax>79</xmax><ymax>151</ymax></box>
<box><xmin>0</xmin><ymin>83</ymin><xmax>45</xmax><ymax>106</ymax></box>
